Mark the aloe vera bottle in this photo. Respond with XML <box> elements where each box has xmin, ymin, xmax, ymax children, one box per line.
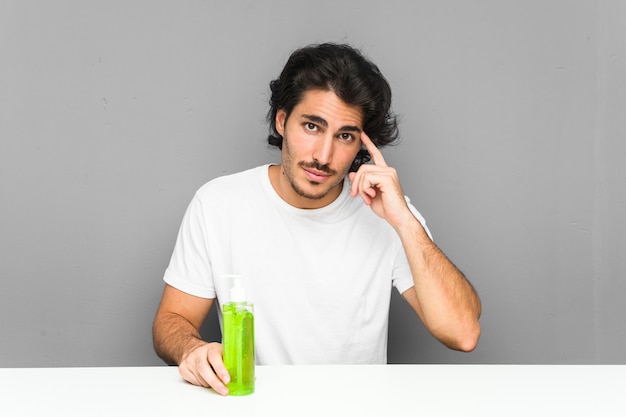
<box><xmin>222</xmin><ymin>275</ymin><xmax>255</xmax><ymax>396</ymax></box>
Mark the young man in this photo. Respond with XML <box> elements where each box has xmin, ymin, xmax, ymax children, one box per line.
<box><xmin>153</xmin><ymin>43</ymin><xmax>481</xmax><ymax>395</ymax></box>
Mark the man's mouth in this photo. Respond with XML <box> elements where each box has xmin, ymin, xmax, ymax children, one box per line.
<box><xmin>303</xmin><ymin>168</ymin><xmax>330</xmax><ymax>183</ymax></box>
<box><xmin>299</xmin><ymin>162</ymin><xmax>335</xmax><ymax>183</ymax></box>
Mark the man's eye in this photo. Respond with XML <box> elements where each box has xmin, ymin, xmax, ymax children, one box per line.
<box><xmin>339</xmin><ymin>133</ymin><xmax>354</xmax><ymax>141</ymax></box>
<box><xmin>305</xmin><ymin>123</ymin><xmax>317</xmax><ymax>131</ymax></box>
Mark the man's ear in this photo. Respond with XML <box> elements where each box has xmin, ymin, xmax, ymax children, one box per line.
<box><xmin>276</xmin><ymin>109</ymin><xmax>286</xmax><ymax>136</ymax></box>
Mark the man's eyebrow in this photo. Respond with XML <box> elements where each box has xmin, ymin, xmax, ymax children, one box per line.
<box><xmin>301</xmin><ymin>114</ymin><xmax>362</xmax><ymax>133</ymax></box>
<box><xmin>339</xmin><ymin>124</ymin><xmax>362</xmax><ymax>133</ymax></box>
<box><xmin>302</xmin><ymin>114</ymin><xmax>328</xmax><ymax>128</ymax></box>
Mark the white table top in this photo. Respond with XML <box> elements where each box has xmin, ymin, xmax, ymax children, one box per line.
<box><xmin>1</xmin><ymin>364</ymin><xmax>624</xmax><ymax>416</ymax></box>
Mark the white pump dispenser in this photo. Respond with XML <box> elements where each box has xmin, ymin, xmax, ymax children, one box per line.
<box><xmin>226</xmin><ymin>275</ymin><xmax>246</xmax><ymax>303</ymax></box>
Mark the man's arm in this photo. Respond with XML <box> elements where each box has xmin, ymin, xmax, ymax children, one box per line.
<box><xmin>349</xmin><ymin>133</ymin><xmax>481</xmax><ymax>351</ymax></box>
<box><xmin>397</xmin><ymin>219</ymin><xmax>481</xmax><ymax>351</ymax></box>
<box><xmin>152</xmin><ymin>284</ymin><xmax>231</xmax><ymax>395</ymax></box>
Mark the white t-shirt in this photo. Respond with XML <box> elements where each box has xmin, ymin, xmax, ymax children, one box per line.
<box><xmin>164</xmin><ymin>165</ymin><xmax>431</xmax><ymax>365</ymax></box>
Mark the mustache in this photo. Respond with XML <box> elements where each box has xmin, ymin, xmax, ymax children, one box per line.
<box><xmin>298</xmin><ymin>161</ymin><xmax>337</xmax><ymax>176</ymax></box>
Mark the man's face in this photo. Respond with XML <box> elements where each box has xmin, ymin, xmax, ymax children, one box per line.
<box><xmin>275</xmin><ymin>89</ymin><xmax>363</xmax><ymax>209</ymax></box>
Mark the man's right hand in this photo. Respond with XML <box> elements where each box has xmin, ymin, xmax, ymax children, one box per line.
<box><xmin>152</xmin><ymin>286</ymin><xmax>229</xmax><ymax>393</ymax></box>
<box><xmin>178</xmin><ymin>341</ymin><xmax>231</xmax><ymax>395</ymax></box>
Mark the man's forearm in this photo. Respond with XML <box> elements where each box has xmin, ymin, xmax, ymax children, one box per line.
<box><xmin>398</xmin><ymin>215</ymin><xmax>481</xmax><ymax>350</ymax></box>
<box><xmin>152</xmin><ymin>312</ymin><xmax>206</xmax><ymax>365</ymax></box>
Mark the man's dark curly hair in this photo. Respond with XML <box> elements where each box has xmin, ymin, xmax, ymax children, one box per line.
<box><xmin>267</xmin><ymin>43</ymin><xmax>399</xmax><ymax>171</ymax></box>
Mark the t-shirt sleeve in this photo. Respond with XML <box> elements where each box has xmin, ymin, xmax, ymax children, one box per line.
<box><xmin>163</xmin><ymin>193</ymin><xmax>216</xmax><ymax>299</ymax></box>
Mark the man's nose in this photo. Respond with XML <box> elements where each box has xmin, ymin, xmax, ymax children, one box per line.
<box><xmin>312</xmin><ymin>134</ymin><xmax>333</xmax><ymax>165</ymax></box>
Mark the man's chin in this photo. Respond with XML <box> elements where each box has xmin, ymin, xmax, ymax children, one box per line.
<box><xmin>290</xmin><ymin>177</ymin><xmax>337</xmax><ymax>199</ymax></box>
<box><xmin>294</xmin><ymin>184</ymin><xmax>328</xmax><ymax>200</ymax></box>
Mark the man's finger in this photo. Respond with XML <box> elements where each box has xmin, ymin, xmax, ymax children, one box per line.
<box><xmin>360</xmin><ymin>132</ymin><xmax>388</xmax><ymax>167</ymax></box>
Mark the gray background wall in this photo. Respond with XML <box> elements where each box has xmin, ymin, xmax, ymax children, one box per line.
<box><xmin>1</xmin><ymin>1</ymin><xmax>624</xmax><ymax>367</ymax></box>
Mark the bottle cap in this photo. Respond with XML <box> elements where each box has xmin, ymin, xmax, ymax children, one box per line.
<box><xmin>223</xmin><ymin>274</ymin><xmax>246</xmax><ymax>302</ymax></box>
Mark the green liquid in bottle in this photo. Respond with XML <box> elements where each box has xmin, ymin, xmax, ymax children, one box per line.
<box><xmin>223</xmin><ymin>302</ymin><xmax>255</xmax><ymax>396</ymax></box>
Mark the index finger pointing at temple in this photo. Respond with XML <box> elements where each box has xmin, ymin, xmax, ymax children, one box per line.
<box><xmin>360</xmin><ymin>132</ymin><xmax>388</xmax><ymax>167</ymax></box>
